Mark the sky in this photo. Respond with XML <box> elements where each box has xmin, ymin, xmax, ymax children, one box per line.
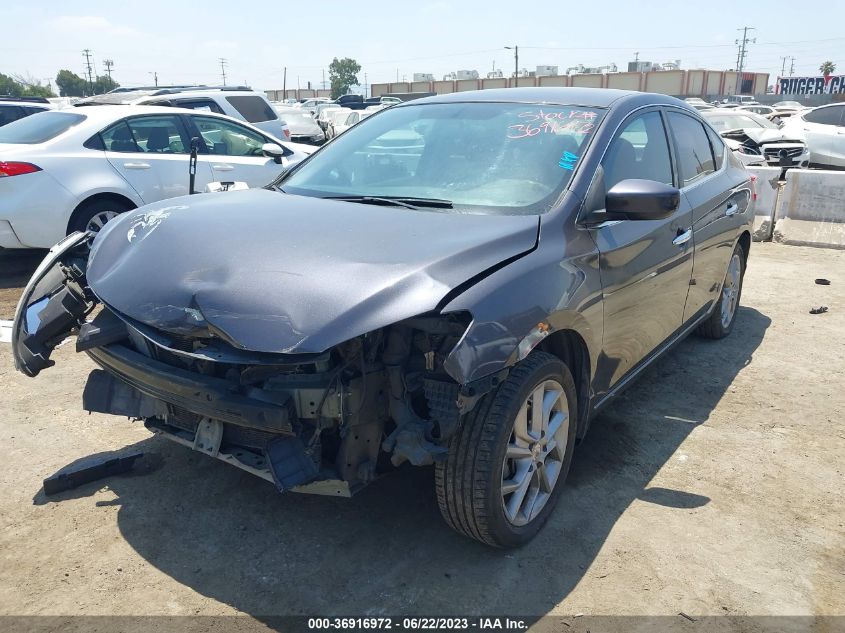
<box><xmin>3</xmin><ymin>0</ymin><xmax>844</xmax><ymax>93</ymax></box>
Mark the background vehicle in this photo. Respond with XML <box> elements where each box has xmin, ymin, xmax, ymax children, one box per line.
<box><xmin>737</xmin><ymin>104</ymin><xmax>777</xmax><ymax>117</ymax></box>
<box><xmin>314</xmin><ymin>103</ymin><xmax>343</xmax><ymax>131</ymax></box>
<box><xmin>702</xmin><ymin>108</ymin><xmax>808</xmax><ymax>169</ymax></box>
<box><xmin>325</xmin><ymin>109</ymin><xmax>353</xmax><ymax>139</ymax></box>
<box><xmin>0</xmin><ymin>106</ymin><xmax>312</xmax><ymax>248</ymax></box>
<box><xmin>773</xmin><ymin>100</ymin><xmax>803</xmax><ymax>110</ymax></box>
<box><xmin>12</xmin><ymin>88</ymin><xmax>752</xmax><ymax>549</ymax></box>
<box><xmin>0</xmin><ymin>97</ymin><xmax>51</xmax><ymax>127</ymax></box>
<box><xmin>724</xmin><ymin>95</ymin><xmax>759</xmax><ymax>106</ymax></box>
<box><xmin>329</xmin><ymin>109</ymin><xmax>373</xmax><ymax>136</ymax></box>
<box><xmin>272</xmin><ymin>105</ymin><xmax>325</xmax><ymax>144</ymax></box>
<box><xmin>297</xmin><ymin>97</ymin><xmax>332</xmax><ymax>114</ymax></box>
<box><xmin>76</xmin><ymin>86</ymin><xmax>290</xmax><ymax>140</ymax></box>
<box><xmin>779</xmin><ymin>103</ymin><xmax>845</xmax><ymax>169</ymax></box>
<box><xmin>364</xmin><ymin>96</ymin><xmax>402</xmax><ymax>107</ymax></box>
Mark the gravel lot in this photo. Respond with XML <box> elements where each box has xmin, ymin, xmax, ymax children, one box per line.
<box><xmin>0</xmin><ymin>243</ymin><xmax>842</xmax><ymax>623</ymax></box>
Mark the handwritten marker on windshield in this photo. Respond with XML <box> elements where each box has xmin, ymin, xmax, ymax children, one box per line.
<box><xmin>559</xmin><ymin>151</ymin><xmax>579</xmax><ymax>170</ymax></box>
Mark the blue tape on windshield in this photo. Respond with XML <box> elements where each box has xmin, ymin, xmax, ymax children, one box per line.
<box><xmin>559</xmin><ymin>151</ymin><xmax>579</xmax><ymax>170</ymax></box>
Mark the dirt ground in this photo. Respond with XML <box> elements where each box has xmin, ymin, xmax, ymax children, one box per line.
<box><xmin>0</xmin><ymin>243</ymin><xmax>843</xmax><ymax>624</ymax></box>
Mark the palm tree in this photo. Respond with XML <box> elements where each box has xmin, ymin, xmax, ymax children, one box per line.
<box><xmin>819</xmin><ymin>61</ymin><xmax>837</xmax><ymax>77</ymax></box>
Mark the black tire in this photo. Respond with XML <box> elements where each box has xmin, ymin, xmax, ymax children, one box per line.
<box><xmin>68</xmin><ymin>198</ymin><xmax>133</xmax><ymax>235</ymax></box>
<box><xmin>697</xmin><ymin>241</ymin><xmax>746</xmax><ymax>339</ymax></box>
<box><xmin>435</xmin><ymin>351</ymin><xmax>578</xmax><ymax>548</ymax></box>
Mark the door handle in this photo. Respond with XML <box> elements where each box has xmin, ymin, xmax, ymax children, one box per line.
<box><xmin>672</xmin><ymin>228</ymin><xmax>692</xmax><ymax>247</ymax></box>
<box><xmin>725</xmin><ymin>202</ymin><xmax>739</xmax><ymax>216</ymax></box>
<box><xmin>211</xmin><ymin>164</ymin><xmax>234</xmax><ymax>171</ymax></box>
<box><xmin>123</xmin><ymin>162</ymin><xmax>150</xmax><ymax>169</ymax></box>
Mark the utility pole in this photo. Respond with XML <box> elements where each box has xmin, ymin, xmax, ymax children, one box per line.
<box><xmin>505</xmin><ymin>45</ymin><xmax>518</xmax><ymax>85</ymax></box>
<box><xmin>82</xmin><ymin>49</ymin><xmax>94</xmax><ymax>95</ymax></box>
<box><xmin>789</xmin><ymin>57</ymin><xmax>796</xmax><ymax>76</ymax></box>
<box><xmin>735</xmin><ymin>26</ymin><xmax>756</xmax><ymax>92</ymax></box>
<box><xmin>364</xmin><ymin>72</ymin><xmax>368</xmax><ymax>98</ymax></box>
<box><xmin>219</xmin><ymin>58</ymin><xmax>227</xmax><ymax>86</ymax></box>
<box><xmin>149</xmin><ymin>71</ymin><xmax>158</xmax><ymax>87</ymax></box>
<box><xmin>780</xmin><ymin>56</ymin><xmax>789</xmax><ymax>78</ymax></box>
<box><xmin>283</xmin><ymin>66</ymin><xmax>287</xmax><ymax>99</ymax></box>
<box><xmin>103</xmin><ymin>59</ymin><xmax>114</xmax><ymax>87</ymax></box>
<box><xmin>322</xmin><ymin>68</ymin><xmax>326</xmax><ymax>91</ymax></box>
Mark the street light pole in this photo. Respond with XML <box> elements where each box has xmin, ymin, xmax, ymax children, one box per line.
<box><xmin>505</xmin><ymin>46</ymin><xmax>518</xmax><ymax>85</ymax></box>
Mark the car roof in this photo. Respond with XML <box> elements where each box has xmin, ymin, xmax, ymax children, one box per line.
<box><xmin>0</xmin><ymin>100</ymin><xmax>50</xmax><ymax>107</ymax></box>
<box><xmin>402</xmin><ymin>87</ymin><xmax>688</xmax><ymax>110</ymax></box>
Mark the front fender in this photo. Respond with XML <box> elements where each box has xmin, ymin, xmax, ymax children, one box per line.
<box><xmin>441</xmin><ymin>239</ymin><xmax>603</xmax><ymax>386</ymax></box>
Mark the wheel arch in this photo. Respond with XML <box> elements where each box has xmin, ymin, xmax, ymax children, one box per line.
<box><xmin>737</xmin><ymin>229</ymin><xmax>751</xmax><ymax>263</ymax></box>
<box><xmin>535</xmin><ymin>328</ymin><xmax>593</xmax><ymax>438</ymax></box>
<box><xmin>67</xmin><ymin>193</ymin><xmax>137</xmax><ymax>235</ymax></box>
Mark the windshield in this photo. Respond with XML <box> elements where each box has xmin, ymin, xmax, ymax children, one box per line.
<box><xmin>281</xmin><ymin>102</ymin><xmax>604</xmax><ymax>215</ymax></box>
<box><xmin>703</xmin><ymin>112</ymin><xmax>777</xmax><ymax>131</ymax></box>
<box><xmin>0</xmin><ymin>111</ymin><xmax>86</xmax><ymax>144</ymax></box>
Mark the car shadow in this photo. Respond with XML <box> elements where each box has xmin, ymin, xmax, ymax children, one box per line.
<box><xmin>33</xmin><ymin>306</ymin><xmax>770</xmax><ymax>618</ymax></box>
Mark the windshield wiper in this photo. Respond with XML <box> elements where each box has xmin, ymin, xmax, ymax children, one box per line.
<box><xmin>323</xmin><ymin>195</ymin><xmax>453</xmax><ymax>209</ymax></box>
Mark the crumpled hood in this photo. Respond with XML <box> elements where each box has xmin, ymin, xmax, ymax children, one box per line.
<box><xmin>722</xmin><ymin>127</ymin><xmax>803</xmax><ymax>145</ymax></box>
<box><xmin>86</xmin><ymin>189</ymin><xmax>539</xmax><ymax>353</ymax></box>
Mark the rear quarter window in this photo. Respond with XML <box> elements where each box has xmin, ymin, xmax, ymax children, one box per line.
<box><xmin>0</xmin><ymin>111</ymin><xmax>86</xmax><ymax>144</ymax></box>
<box><xmin>225</xmin><ymin>96</ymin><xmax>278</xmax><ymax>123</ymax></box>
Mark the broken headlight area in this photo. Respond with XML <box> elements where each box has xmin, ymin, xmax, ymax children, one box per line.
<box><xmin>78</xmin><ymin>306</ymin><xmax>476</xmax><ymax>496</ymax></box>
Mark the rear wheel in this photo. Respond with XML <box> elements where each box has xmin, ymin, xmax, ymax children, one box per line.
<box><xmin>69</xmin><ymin>198</ymin><xmax>133</xmax><ymax>235</ymax></box>
<box><xmin>435</xmin><ymin>351</ymin><xmax>578</xmax><ymax>548</ymax></box>
<box><xmin>697</xmin><ymin>242</ymin><xmax>745</xmax><ymax>339</ymax></box>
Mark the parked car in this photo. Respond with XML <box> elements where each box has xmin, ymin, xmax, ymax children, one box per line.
<box><xmin>779</xmin><ymin>103</ymin><xmax>845</xmax><ymax>169</ymax></box>
<box><xmin>723</xmin><ymin>95</ymin><xmax>759</xmax><ymax>106</ymax></box>
<box><xmin>75</xmin><ymin>86</ymin><xmax>290</xmax><ymax>141</ymax></box>
<box><xmin>701</xmin><ymin>108</ymin><xmax>809</xmax><ymax>170</ymax></box>
<box><xmin>314</xmin><ymin>103</ymin><xmax>344</xmax><ymax>130</ymax></box>
<box><xmin>12</xmin><ymin>88</ymin><xmax>752</xmax><ymax>548</ymax></box>
<box><xmin>324</xmin><ymin>108</ymin><xmax>353</xmax><ymax>139</ymax></box>
<box><xmin>297</xmin><ymin>98</ymin><xmax>332</xmax><ymax>114</ymax></box>
<box><xmin>737</xmin><ymin>104</ymin><xmax>777</xmax><ymax>117</ymax></box>
<box><xmin>683</xmin><ymin>97</ymin><xmax>712</xmax><ymax>111</ymax></box>
<box><xmin>773</xmin><ymin>100</ymin><xmax>803</xmax><ymax>110</ymax></box>
<box><xmin>0</xmin><ymin>105</ymin><xmax>312</xmax><ymax>249</ymax></box>
<box><xmin>0</xmin><ymin>97</ymin><xmax>51</xmax><ymax>127</ymax></box>
<box><xmin>272</xmin><ymin>105</ymin><xmax>325</xmax><ymax>144</ymax></box>
<box><xmin>364</xmin><ymin>96</ymin><xmax>402</xmax><ymax>107</ymax></box>
<box><xmin>329</xmin><ymin>109</ymin><xmax>373</xmax><ymax>137</ymax></box>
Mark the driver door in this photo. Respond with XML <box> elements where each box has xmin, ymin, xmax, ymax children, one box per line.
<box><xmin>187</xmin><ymin>115</ymin><xmax>291</xmax><ymax>187</ymax></box>
<box><xmin>588</xmin><ymin>109</ymin><xmax>694</xmax><ymax>391</ymax></box>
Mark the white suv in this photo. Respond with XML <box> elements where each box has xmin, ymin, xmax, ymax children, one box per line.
<box><xmin>77</xmin><ymin>87</ymin><xmax>290</xmax><ymax>140</ymax></box>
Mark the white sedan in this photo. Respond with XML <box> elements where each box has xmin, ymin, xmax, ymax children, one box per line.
<box><xmin>0</xmin><ymin>105</ymin><xmax>313</xmax><ymax>249</ymax></box>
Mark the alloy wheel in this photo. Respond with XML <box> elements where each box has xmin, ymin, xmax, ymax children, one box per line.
<box><xmin>86</xmin><ymin>210</ymin><xmax>119</xmax><ymax>233</ymax></box>
<box><xmin>720</xmin><ymin>253</ymin><xmax>742</xmax><ymax>328</ymax></box>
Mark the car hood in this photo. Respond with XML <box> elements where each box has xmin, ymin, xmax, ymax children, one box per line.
<box><xmin>86</xmin><ymin>189</ymin><xmax>539</xmax><ymax>353</ymax></box>
<box><xmin>721</xmin><ymin>127</ymin><xmax>803</xmax><ymax>144</ymax></box>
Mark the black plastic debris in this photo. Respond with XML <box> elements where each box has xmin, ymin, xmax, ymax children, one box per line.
<box><xmin>43</xmin><ymin>451</ymin><xmax>143</xmax><ymax>495</ymax></box>
<box><xmin>809</xmin><ymin>306</ymin><xmax>829</xmax><ymax>315</ymax></box>
<box><xmin>815</xmin><ymin>278</ymin><xmax>831</xmax><ymax>285</ymax></box>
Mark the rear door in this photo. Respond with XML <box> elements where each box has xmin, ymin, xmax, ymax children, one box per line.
<box><xmin>665</xmin><ymin>110</ymin><xmax>746</xmax><ymax>322</ymax></box>
<box><xmin>102</xmin><ymin>114</ymin><xmax>214</xmax><ymax>202</ymax></box>
<box><xmin>589</xmin><ymin>108</ymin><xmax>694</xmax><ymax>389</ymax></box>
<box><xmin>187</xmin><ymin>114</ymin><xmax>290</xmax><ymax>187</ymax></box>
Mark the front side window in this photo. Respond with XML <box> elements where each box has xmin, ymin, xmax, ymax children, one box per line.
<box><xmin>0</xmin><ymin>111</ymin><xmax>85</xmax><ymax>143</ymax></box>
<box><xmin>282</xmin><ymin>102</ymin><xmax>606</xmax><ymax>215</ymax></box>
<box><xmin>603</xmin><ymin>111</ymin><xmax>674</xmax><ymax>191</ymax></box>
<box><xmin>803</xmin><ymin>106</ymin><xmax>843</xmax><ymax>126</ymax></box>
<box><xmin>667</xmin><ymin>112</ymin><xmax>715</xmax><ymax>187</ymax></box>
<box><xmin>705</xmin><ymin>126</ymin><xmax>726</xmax><ymax>171</ymax></box>
<box><xmin>225</xmin><ymin>95</ymin><xmax>278</xmax><ymax>123</ymax></box>
<box><xmin>123</xmin><ymin>116</ymin><xmax>188</xmax><ymax>153</ymax></box>
<box><xmin>192</xmin><ymin>115</ymin><xmax>267</xmax><ymax>156</ymax></box>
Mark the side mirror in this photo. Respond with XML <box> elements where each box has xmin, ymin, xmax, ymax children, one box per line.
<box><xmin>605</xmin><ymin>179</ymin><xmax>680</xmax><ymax>220</ymax></box>
<box><xmin>262</xmin><ymin>142</ymin><xmax>285</xmax><ymax>164</ymax></box>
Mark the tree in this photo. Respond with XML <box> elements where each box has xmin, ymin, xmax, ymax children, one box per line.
<box><xmin>0</xmin><ymin>72</ymin><xmax>55</xmax><ymax>98</ymax></box>
<box><xmin>328</xmin><ymin>57</ymin><xmax>361</xmax><ymax>99</ymax></box>
<box><xmin>55</xmin><ymin>69</ymin><xmax>89</xmax><ymax>97</ymax></box>
<box><xmin>93</xmin><ymin>75</ymin><xmax>119</xmax><ymax>94</ymax></box>
<box><xmin>819</xmin><ymin>61</ymin><xmax>837</xmax><ymax>77</ymax></box>
<box><xmin>0</xmin><ymin>72</ymin><xmax>23</xmax><ymax>96</ymax></box>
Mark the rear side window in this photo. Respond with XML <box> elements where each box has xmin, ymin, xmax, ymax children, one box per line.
<box><xmin>803</xmin><ymin>106</ymin><xmax>843</xmax><ymax>126</ymax></box>
<box><xmin>667</xmin><ymin>112</ymin><xmax>715</xmax><ymax>187</ymax></box>
<box><xmin>603</xmin><ymin>111</ymin><xmax>674</xmax><ymax>191</ymax></box>
<box><xmin>173</xmin><ymin>99</ymin><xmax>226</xmax><ymax>114</ymax></box>
<box><xmin>225</xmin><ymin>95</ymin><xmax>277</xmax><ymax>123</ymax></box>
<box><xmin>705</xmin><ymin>126</ymin><xmax>725</xmax><ymax>170</ymax></box>
<box><xmin>191</xmin><ymin>115</ymin><xmax>268</xmax><ymax>156</ymax></box>
<box><xmin>100</xmin><ymin>121</ymin><xmax>139</xmax><ymax>152</ymax></box>
<box><xmin>0</xmin><ymin>111</ymin><xmax>86</xmax><ymax>144</ymax></box>
<box><xmin>0</xmin><ymin>105</ymin><xmax>24</xmax><ymax>127</ymax></box>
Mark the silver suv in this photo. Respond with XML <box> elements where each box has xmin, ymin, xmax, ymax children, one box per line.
<box><xmin>76</xmin><ymin>86</ymin><xmax>290</xmax><ymax>140</ymax></box>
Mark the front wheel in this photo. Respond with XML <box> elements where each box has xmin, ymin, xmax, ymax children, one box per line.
<box><xmin>697</xmin><ymin>242</ymin><xmax>746</xmax><ymax>339</ymax></box>
<box><xmin>435</xmin><ymin>351</ymin><xmax>578</xmax><ymax>548</ymax></box>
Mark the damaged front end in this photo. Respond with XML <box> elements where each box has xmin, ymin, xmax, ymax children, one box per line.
<box><xmin>721</xmin><ymin>128</ymin><xmax>809</xmax><ymax>172</ymax></box>
<box><xmin>12</xmin><ymin>242</ymin><xmax>481</xmax><ymax>496</ymax></box>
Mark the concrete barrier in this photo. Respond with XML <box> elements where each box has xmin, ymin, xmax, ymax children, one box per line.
<box><xmin>746</xmin><ymin>166</ymin><xmax>782</xmax><ymax>242</ymax></box>
<box><xmin>773</xmin><ymin>169</ymin><xmax>845</xmax><ymax>249</ymax></box>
